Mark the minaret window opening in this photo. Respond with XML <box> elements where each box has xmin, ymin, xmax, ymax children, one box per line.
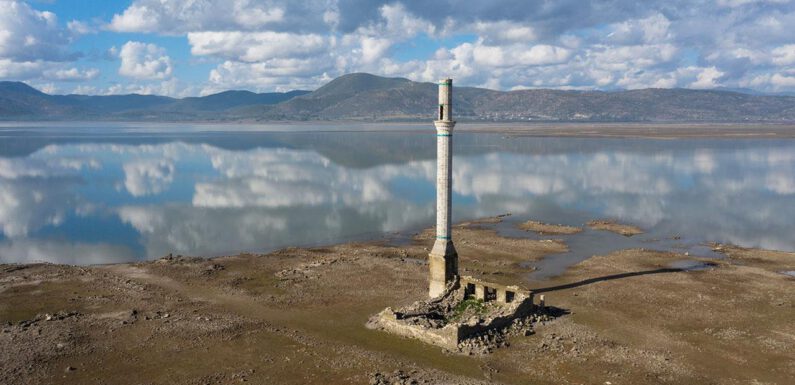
<box><xmin>439</xmin><ymin>105</ymin><xmax>444</xmax><ymax>120</ymax></box>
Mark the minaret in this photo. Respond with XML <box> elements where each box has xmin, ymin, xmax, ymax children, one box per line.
<box><xmin>429</xmin><ymin>78</ymin><xmax>458</xmax><ymax>298</ymax></box>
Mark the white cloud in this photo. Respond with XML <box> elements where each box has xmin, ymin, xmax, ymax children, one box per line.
<box><xmin>44</xmin><ymin>67</ymin><xmax>100</xmax><ymax>81</ymax></box>
<box><xmin>0</xmin><ymin>239</ymin><xmax>136</xmax><ymax>265</ymax></box>
<box><xmin>716</xmin><ymin>0</ymin><xmax>790</xmax><ymax>8</ymax></box>
<box><xmin>188</xmin><ymin>31</ymin><xmax>328</xmax><ymax>62</ymax></box>
<box><xmin>472</xmin><ymin>43</ymin><xmax>572</xmax><ymax>67</ymax></box>
<box><xmin>770</xmin><ymin>73</ymin><xmax>795</xmax><ymax>88</ymax></box>
<box><xmin>206</xmin><ymin>60</ymin><xmax>333</xmax><ymax>93</ymax></box>
<box><xmin>0</xmin><ymin>171</ymin><xmax>84</xmax><ymax>238</ymax></box>
<box><xmin>690</xmin><ymin>66</ymin><xmax>725</xmax><ymax>89</ymax></box>
<box><xmin>123</xmin><ymin>159</ymin><xmax>176</xmax><ymax>197</ymax></box>
<box><xmin>607</xmin><ymin>13</ymin><xmax>672</xmax><ymax>45</ymax></box>
<box><xmin>108</xmin><ymin>0</ymin><xmax>285</xmax><ymax>33</ymax></box>
<box><xmin>771</xmin><ymin>44</ymin><xmax>795</xmax><ymax>65</ymax></box>
<box><xmin>13</xmin><ymin>0</ymin><xmax>784</xmax><ymax>94</ymax></box>
<box><xmin>118</xmin><ymin>41</ymin><xmax>173</xmax><ymax>80</ymax></box>
<box><xmin>0</xmin><ymin>2</ymin><xmax>102</xmax><ymax>84</ymax></box>
<box><xmin>0</xmin><ymin>1</ymin><xmax>72</xmax><ymax>62</ymax></box>
<box><xmin>0</xmin><ymin>59</ymin><xmax>47</xmax><ymax>79</ymax></box>
<box><xmin>360</xmin><ymin>37</ymin><xmax>392</xmax><ymax>64</ymax></box>
<box><xmin>107</xmin><ymin>3</ymin><xmax>160</xmax><ymax>33</ymax></box>
<box><xmin>67</xmin><ymin>20</ymin><xmax>94</xmax><ymax>35</ymax></box>
<box><xmin>473</xmin><ymin>21</ymin><xmax>537</xmax><ymax>44</ymax></box>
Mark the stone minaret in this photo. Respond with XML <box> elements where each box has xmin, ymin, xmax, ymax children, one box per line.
<box><xmin>428</xmin><ymin>78</ymin><xmax>458</xmax><ymax>298</ymax></box>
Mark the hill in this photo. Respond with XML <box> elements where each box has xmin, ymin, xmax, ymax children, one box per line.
<box><xmin>1</xmin><ymin>74</ymin><xmax>794</xmax><ymax>122</ymax></box>
<box><xmin>0</xmin><ymin>81</ymin><xmax>309</xmax><ymax>121</ymax></box>
<box><xmin>257</xmin><ymin>74</ymin><xmax>795</xmax><ymax>122</ymax></box>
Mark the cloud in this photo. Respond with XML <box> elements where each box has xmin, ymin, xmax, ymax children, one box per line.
<box><xmin>0</xmin><ymin>59</ymin><xmax>48</xmax><ymax>79</ymax></box>
<box><xmin>0</xmin><ymin>1</ymin><xmax>100</xmax><ymax>84</ymax></box>
<box><xmin>99</xmin><ymin>0</ymin><xmax>795</xmax><ymax>93</ymax></box>
<box><xmin>118</xmin><ymin>41</ymin><xmax>173</xmax><ymax>80</ymax></box>
<box><xmin>471</xmin><ymin>43</ymin><xmax>572</xmax><ymax>67</ymax></box>
<box><xmin>0</xmin><ymin>239</ymin><xmax>136</xmax><ymax>265</ymax></box>
<box><xmin>2</xmin><ymin>0</ymin><xmax>794</xmax><ymax>96</ymax></box>
<box><xmin>0</xmin><ymin>1</ymin><xmax>74</xmax><ymax>62</ymax></box>
<box><xmin>188</xmin><ymin>31</ymin><xmax>328</xmax><ymax>62</ymax></box>
<box><xmin>690</xmin><ymin>66</ymin><xmax>726</xmax><ymax>89</ymax></box>
<box><xmin>108</xmin><ymin>0</ymin><xmax>286</xmax><ymax>33</ymax></box>
<box><xmin>122</xmin><ymin>159</ymin><xmax>176</xmax><ymax>197</ymax></box>
<box><xmin>205</xmin><ymin>60</ymin><xmax>333</xmax><ymax>93</ymax></box>
<box><xmin>4</xmin><ymin>137</ymin><xmax>795</xmax><ymax>263</ymax></box>
<box><xmin>473</xmin><ymin>21</ymin><xmax>537</xmax><ymax>44</ymax></box>
<box><xmin>67</xmin><ymin>20</ymin><xmax>94</xmax><ymax>35</ymax></box>
<box><xmin>771</xmin><ymin>44</ymin><xmax>795</xmax><ymax>65</ymax></box>
<box><xmin>43</xmin><ymin>67</ymin><xmax>100</xmax><ymax>81</ymax></box>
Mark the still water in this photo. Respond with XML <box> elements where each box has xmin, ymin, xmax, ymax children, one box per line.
<box><xmin>1</xmin><ymin>123</ymin><xmax>794</xmax><ymax>274</ymax></box>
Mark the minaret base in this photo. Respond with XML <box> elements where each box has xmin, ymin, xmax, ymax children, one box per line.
<box><xmin>428</xmin><ymin>239</ymin><xmax>458</xmax><ymax>298</ymax></box>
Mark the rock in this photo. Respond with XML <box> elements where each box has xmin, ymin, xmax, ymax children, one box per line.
<box><xmin>65</xmin><ymin>366</ymin><xmax>76</xmax><ymax>372</ymax></box>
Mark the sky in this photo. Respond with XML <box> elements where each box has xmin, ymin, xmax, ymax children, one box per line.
<box><xmin>1</xmin><ymin>0</ymin><xmax>794</xmax><ymax>97</ymax></box>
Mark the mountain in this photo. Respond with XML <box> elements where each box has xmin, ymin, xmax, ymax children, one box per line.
<box><xmin>1</xmin><ymin>75</ymin><xmax>794</xmax><ymax>122</ymax></box>
<box><xmin>165</xmin><ymin>90</ymin><xmax>310</xmax><ymax>112</ymax></box>
<box><xmin>255</xmin><ymin>74</ymin><xmax>795</xmax><ymax>122</ymax></box>
<box><xmin>0</xmin><ymin>81</ymin><xmax>309</xmax><ymax>120</ymax></box>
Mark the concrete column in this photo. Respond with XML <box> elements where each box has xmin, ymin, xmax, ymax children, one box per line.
<box><xmin>429</xmin><ymin>78</ymin><xmax>459</xmax><ymax>298</ymax></box>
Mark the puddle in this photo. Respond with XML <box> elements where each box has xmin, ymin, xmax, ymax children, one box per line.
<box><xmin>667</xmin><ymin>260</ymin><xmax>718</xmax><ymax>271</ymax></box>
<box><xmin>489</xmin><ymin>216</ymin><xmax>724</xmax><ymax>282</ymax></box>
<box><xmin>385</xmin><ymin>214</ymin><xmax>728</xmax><ymax>283</ymax></box>
<box><xmin>780</xmin><ymin>271</ymin><xmax>795</xmax><ymax>278</ymax></box>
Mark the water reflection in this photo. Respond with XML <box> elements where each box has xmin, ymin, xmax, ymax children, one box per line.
<box><xmin>1</xmin><ymin>127</ymin><xmax>794</xmax><ymax>265</ymax></box>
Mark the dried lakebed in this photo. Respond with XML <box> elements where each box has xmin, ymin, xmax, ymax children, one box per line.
<box><xmin>1</xmin><ymin>217</ymin><xmax>793</xmax><ymax>385</ymax></box>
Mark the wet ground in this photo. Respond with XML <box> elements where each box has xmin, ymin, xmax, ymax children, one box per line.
<box><xmin>1</xmin><ymin>215</ymin><xmax>793</xmax><ymax>384</ymax></box>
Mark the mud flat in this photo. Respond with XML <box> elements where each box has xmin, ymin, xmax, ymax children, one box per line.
<box><xmin>1</xmin><ymin>217</ymin><xmax>793</xmax><ymax>384</ymax></box>
<box><xmin>587</xmin><ymin>219</ymin><xmax>644</xmax><ymax>236</ymax></box>
<box><xmin>518</xmin><ymin>220</ymin><xmax>582</xmax><ymax>235</ymax></box>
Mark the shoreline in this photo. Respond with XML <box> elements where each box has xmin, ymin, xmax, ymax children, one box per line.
<box><xmin>2</xmin><ymin>121</ymin><xmax>795</xmax><ymax>139</ymax></box>
<box><xmin>2</xmin><ymin>216</ymin><xmax>793</xmax><ymax>384</ymax></box>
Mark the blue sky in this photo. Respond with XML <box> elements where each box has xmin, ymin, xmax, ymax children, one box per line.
<box><xmin>1</xmin><ymin>0</ymin><xmax>794</xmax><ymax>96</ymax></box>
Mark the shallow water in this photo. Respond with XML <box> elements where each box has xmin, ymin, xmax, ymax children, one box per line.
<box><xmin>1</xmin><ymin>123</ymin><xmax>794</xmax><ymax>272</ymax></box>
<box><xmin>667</xmin><ymin>259</ymin><xmax>719</xmax><ymax>271</ymax></box>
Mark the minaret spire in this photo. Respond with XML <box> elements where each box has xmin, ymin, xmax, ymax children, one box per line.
<box><xmin>428</xmin><ymin>78</ymin><xmax>458</xmax><ymax>298</ymax></box>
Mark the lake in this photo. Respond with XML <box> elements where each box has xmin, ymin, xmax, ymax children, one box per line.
<box><xmin>1</xmin><ymin>123</ymin><xmax>794</xmax><ymax>277</ymax></box>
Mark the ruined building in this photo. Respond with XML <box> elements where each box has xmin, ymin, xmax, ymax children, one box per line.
<box><xmin>368</xmin><ymin>79</ymin><xmax>551</xmax><ymax>354</ymax></box>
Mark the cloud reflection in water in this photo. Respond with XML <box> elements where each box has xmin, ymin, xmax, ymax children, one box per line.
<box><xmin>0</xmin><ymin>133</ymin><xmax>794</xmax><ymax>264</ymax></box>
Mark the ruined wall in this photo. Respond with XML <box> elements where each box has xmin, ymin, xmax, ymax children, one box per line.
<box><xmin>372</xmin><ymin>308</ymin><xmax>460</xmax><ymax>350</ymax></box>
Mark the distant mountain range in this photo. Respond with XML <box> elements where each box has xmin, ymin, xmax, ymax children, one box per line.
<box><xmin>2</xmin><ymin>73</ymin><xmax>795</xmax><ymax>122</ymax></box>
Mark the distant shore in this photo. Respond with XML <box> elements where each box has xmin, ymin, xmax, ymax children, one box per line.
<box><xmin>460</xmin><ymin>121</ymin><xmax>795</xmax><ymax>138</ymax></box>
<box><xmin>2</xmin><ymin>215</ymin><xmax>793</xmax><ymax>384</ymax></box>
<box><xmin>4</xmin><ymin>120</ymin><xmax>795</xmax><ymax>139</ymax></box>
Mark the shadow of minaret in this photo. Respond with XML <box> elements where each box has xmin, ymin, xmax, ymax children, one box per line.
<box><xmin>531</xmin><ymin>267</ymin><xmax>685</xmax><ymax>294</ymax></box>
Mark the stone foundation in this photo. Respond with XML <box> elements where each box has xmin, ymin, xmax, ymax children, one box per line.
<box><xmin>368</xmin><ymin>276</ymin><xmax>552</xmax><ymax>354</ymax></box>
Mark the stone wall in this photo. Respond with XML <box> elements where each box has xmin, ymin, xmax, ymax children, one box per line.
<box><xmin>370</xmin><ymin>277</ymin><xmax>539</xmax><ymax>352</ymax></box>
<box><xmin>371</xmin><ymin>308</ymin><xmax>460</xmax><ymax>350</ymax></box>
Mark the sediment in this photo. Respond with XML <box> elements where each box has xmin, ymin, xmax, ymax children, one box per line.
<box><xmin>1</xmin><ymin>216</ymin><xmax>793</xmax><ymax>384</ymax></box>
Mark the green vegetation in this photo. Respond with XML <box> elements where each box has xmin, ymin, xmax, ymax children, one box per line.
<box><xmin>448</xmin><ymin>298</ymin><xmax>488</xmax><ymax>322</ymax></box>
